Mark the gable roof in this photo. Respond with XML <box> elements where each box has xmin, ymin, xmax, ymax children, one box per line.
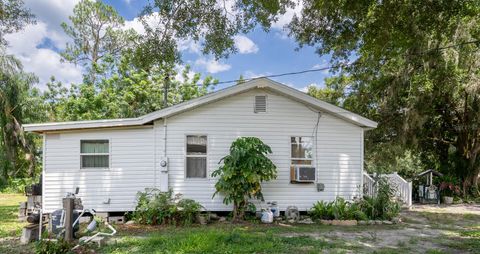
<box><xmin>23</xmin><ymin>78</ymin><xmax>377</xmax><ymax>133</ymax></box>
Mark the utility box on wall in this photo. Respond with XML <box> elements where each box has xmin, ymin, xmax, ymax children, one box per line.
<box><xmin>159</xmin><ymin>157</ymin><xmax>169</xmax><ymax>192</ymax></box>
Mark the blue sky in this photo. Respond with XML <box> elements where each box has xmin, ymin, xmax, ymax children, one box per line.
<box><xmin>5</xmin><ymin>0</ymin><xmax>331</xmax><ymax>91</ymax></box>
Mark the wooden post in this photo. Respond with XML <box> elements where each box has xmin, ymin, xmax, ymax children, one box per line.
<box><xmin>63</xmin><ymin>198</ymin><xmax>74</xmax><ymax>242</ymax></box>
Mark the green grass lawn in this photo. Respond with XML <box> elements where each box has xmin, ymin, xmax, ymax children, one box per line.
<box><xmin>102</xmin><ymin>226</ymin><xmax>342</xmax><ymax>254</ymax></box>
<box><xmin>0</xmin><ymin>193</ymin><xmax>27</xmax><ymax>237</ymax></box>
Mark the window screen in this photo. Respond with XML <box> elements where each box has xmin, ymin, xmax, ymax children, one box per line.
<box><xmin>291</xmin><ymin>137</ymin><xmax>313</xmax><ymax>165</ymax></box>
<box><xmin>186</xmin><ymin>135</ymin><xmax>207</xmax><ymax>178</ymax></box>
<box><xmin>80</xmin><ymin>140</ymin><xmax>109</xmax><ymax>168</ymax></box>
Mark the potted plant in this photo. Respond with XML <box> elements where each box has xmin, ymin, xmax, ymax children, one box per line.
<box><xmin>439</xmin><ymin>176</ymin><xmax>461</xmax><ymax>204</ymax></box>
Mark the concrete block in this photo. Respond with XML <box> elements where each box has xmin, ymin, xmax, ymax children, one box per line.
<box><xmin>108</xmin><ymin>216</ymin><xmax>125</xmax><ymax>224</ymax></box>
<box><xmin>80</xmin><ymin>236</ymin><xmax>106</xmax><ymax>248</ymax></box>
<box><xmin>20</xmin><ymin>224</ymin><xmax>46</xmax><ymax>244</ymax></box>
<box><xmin>320</xmin><ymin>220</ymin><xmax>333</xmax><ymax>225</ymax></box>
<box><xmin>331</xmin><ymin>220</ymin><xmax>357</xmax><ymax>226</ymax></box>
<box><xmin>358</xmin><ymin>220</ymin><xmax>368</xmax><ymax>225</ymax></box>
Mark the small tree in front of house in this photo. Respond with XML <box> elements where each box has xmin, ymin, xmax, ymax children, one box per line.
<box><xmin>212</xmin><ymin>137</ymin><xmax>277</xmax><ymax>221</ymax></box>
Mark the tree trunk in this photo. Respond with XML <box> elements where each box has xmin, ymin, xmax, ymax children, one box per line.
<box><xmin>468</xmin><ymin>166</ymin><xmax>480</xmax><ymax>196</ymax></box>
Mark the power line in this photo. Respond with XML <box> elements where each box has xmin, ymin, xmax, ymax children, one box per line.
<box><xmin>211</xmin><ymin>39</ymin><xmax>480</xmax><ymax>86</ymax></box>
<box><xmin>215</xmin><ymin>63</ymin><xmax>348</xmax><ymax>85</ymax></box>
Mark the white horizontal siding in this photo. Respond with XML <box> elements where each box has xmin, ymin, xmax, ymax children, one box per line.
<box><xmin>156</xmin><ymin>88</ymin><xmax>363</xmax><ymax>211</ymax></box>
<box><xmin>43</xmin><ymin>88</ymin><xmax>364</xmax><ymax>213</ymax></box>
<box><xmin>43</xmin><ymin>127</ymin><xmax>155</xmax><ymax>213</ymax></box>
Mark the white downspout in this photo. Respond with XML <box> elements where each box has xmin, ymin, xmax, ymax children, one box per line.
<box><xmin>164</xmin><ymin>117</ymin><xmax>167</xmax><ymax>158</ymax></box>
<box><xmin>39</xmin><ymin>133</ymin><xmax>46</xmax><ymax>240</ymax></box>
<box><xmin>360</xmin><ymin>130</ymin><xmax>364</xmax><ymax>198</ymax></box>
<box><xmin>153</xmin><ymin>122</ymin><xmax>157</xmax><ymax>188</ymax></box>
<box><xmin>42</xmin><ymin>133</ymin><xmax>46</xmax><ymax>208</ymax></box>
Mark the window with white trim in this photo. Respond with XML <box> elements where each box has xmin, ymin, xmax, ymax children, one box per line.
<box><xmin>186</xmin><ymin>135</ymin><xmax>207</xmax><ymax>178</ymax></box>
<box><xmin>290</xmin><ymin>137</ymin><xmax>313</xmax><ymax>166</ymax></box>
<box><xmin>80</xmin><ymin>140</ymin><xmax>109</xmax><ymax>168</ymax></box>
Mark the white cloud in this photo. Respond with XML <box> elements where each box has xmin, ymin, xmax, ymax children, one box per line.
<box><xmin>195</xmin><ymin>58</ymin><xmax>231</xmax><ymax>73</ymax></box>
<box><xmin>24</xmin><ymin>0</ymin><xmax>80</xmax><ymax>46</ymax></box>
<box><xmin>5</xmin><ymin>21</ymin><xmax>83</xmax><ymax>88</ymax></box>
<box><xmin>311</xmin><ymin>64</ymin><xmax>330</xmax><ymax>74</ymax></box>
<box><xmin>302</xmin><ymin>83</ymin><xmax>324</xmax><ymax>93</ymax></box>
<box><xmin>124</xmin><ymin>16</ymin><xmax>145</xmax><ymax>34</ymax></box>
<box><xmin>299</xmin><ymin>85</ymin><xmax>310</xmax><ymax>93</ymax></box>
<box><xmin>178</xmin><ymin>38</ymin><xmax>202</xmax><ymax>54</ymax></box>
<box><xmin>174</xmin><ymin>64</ymin><xmax>197</xmax><ymax>83</ymax></box>
<box><xmin>283</xmin><ymin>82</ymin><xmax>323</xmax><ymax>93</ymax></box>
<box><xmin>234</xmin><ymin>35</ymin><xmax>259</xmax><ymax>54</ymax></box>
<box><xmin>25</xmin><ymin>49</ymin><xmax>83</xmax><ymax>87</ymax></box>
<box><xmin>244</xmin><ymin>70</ymin><xmax>271</xmax><ymax>79</ymax></box>
<box><xmin>124</xmin><ymin>13</ymin><xmax>163</xmax><ymax>35</ymax></box>
<box><xmin>271</xmin><ymin>1</ymin><xmax>303</xmax><ymax>39</ymax></box>
<box><xmin>3</xmin><ymin>0</ymin><xmax>83</xmax><ymax>88</ymax></box>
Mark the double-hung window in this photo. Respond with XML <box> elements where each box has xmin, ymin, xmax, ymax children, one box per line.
<box><xmin>186</xmin><ymin>135</ymin><xmax>207</xmax><ymax>178</ymax></box>
<box><xmin>80</xmin><ymin>140</ymin><xmax>109</xmax><ymax>168</ymax></box>
<box><xmin>290</xmin><ymin>137</ymin><xmax>316</xmax><ymax>182</ymax></box>
<box><xmin>290</xmin><ymin>137</ymin><xmax>313</xmax><ymax>166</ymax></box>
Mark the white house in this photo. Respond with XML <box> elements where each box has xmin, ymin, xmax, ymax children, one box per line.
<box><xmin>24</xmin><ymin>78</ymin><xmax>377</xmax><ymax>213</ymax></box>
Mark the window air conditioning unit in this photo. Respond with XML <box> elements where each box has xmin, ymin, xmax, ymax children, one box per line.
<box><xmin>293</xmin><ymin>166</ymin><xmax>316</xmax><ymax>182</ymax></box>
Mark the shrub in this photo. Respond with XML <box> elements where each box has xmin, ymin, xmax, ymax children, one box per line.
<box><xmin>310</xmin><ymin>200</ymin><xmax>334</xmax><ymax>220</ymax></box>
<box><xmin>177</xmin><ymin>198</ymin><xmax>204</xmax><ymax>225</ymax></box>
<box><xmin>309</xmin><ymin>197</ymin><xmax>367</xmax><ymax>221</ymax></box>
<box><xmin>310</xmin><ymin>178</ymin><xmax>400</xmax><ymax>221</ymax></box>
<box><xmin>35</xmin><ymin>239</ymin><xmax>74</xmax><ymax>254</ymax></box>
<box><xmin>132</xmin><ymin>189</ymin><xmax>203</xmax><ymax>225</ymax></box>
<box><xmin>212</xmin><ymin>137</ymin><xmax>277</xmax><ymax>221</ymax></box>
<box><xmin>0</xmin><ymin>177</ymin><xmax>37</xmax><ymax>193</ymax></box>
<box><xmin>439</xmin><ymin>175</ymin><xmax>461</xmax><ymax>197</ymax></box>
<box><xmin>358</xmin><ymin>177</ymin><xmax>401</xmax><ymax>220</ymax></box>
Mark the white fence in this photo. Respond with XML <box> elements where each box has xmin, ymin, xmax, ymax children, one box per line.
<box><xmin>363</xmin><ymin>172</ymin><xmax>412</xmax><ymax>207</ymax></box>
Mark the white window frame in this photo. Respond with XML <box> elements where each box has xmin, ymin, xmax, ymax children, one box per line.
<box><xmin>290</xmin><ymin>136</ymin><xmax>314</xmax><ymax>166</ymax></box>
<box><xmin>185</xmin><ymin>134</ymin><xmax>208</xmax><ymax>179</ymax></box>
<box><xmin>80</xmin><ymin>139</ymin><xmax>111</xmax><ymax>169</ymax></box>
<box><xmin>254</xmin><ymin>94</ymin><xmax>268</xmax><ymax>114</ymax></box>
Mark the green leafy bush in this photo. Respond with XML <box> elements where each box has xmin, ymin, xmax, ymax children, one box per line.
<box><xmin>132</xmin><ymin>189</ymin><xmax>203</xmax><ymax>225</ymax></box>
<box><xmin>0</xmin><ymin>177</ymin><xmax>37</xmax><ymax>193</ymax></box>
<box><xmin>212</xmin><ymin>137</ymin><xmax>277</xmax><ymax>221</ymax></box>
<box><xmin>357</xmin><ymin>177</ymin><xmax>401</xmax><ymax>220</ymax></box>
<box><xmin>438</xmin><ymin>175</ymin><xmax>461</xmax><ymax>197</ymax></box>
<box><xmin>177</xmin><ymin>198</ymin><xmax>204</xmax><ymax>225</ymax></box>
<box><xmin>310</xmin><ymin>179</ymin><xmax>400</xmax><ymax>221</ymax></box>
<box><xmin>35</xmin><ymin>239</ymin><xmax>74</xmax><ymax>254</ymax></box>
<box><xmin>310</xmin><ymin>200</ymin><xmax>334</xmax><ymax>220</ymax></box>
<box><xmin>309</xmin><ymin>197</ymin><xmax>367</xmax><ymax>220</ymax></box>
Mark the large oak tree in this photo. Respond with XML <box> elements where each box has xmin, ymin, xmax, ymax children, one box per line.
<box><xmin>289</xmin><ymin>0</ymin><xmax>480</xmax><ymax>194</ymax></box>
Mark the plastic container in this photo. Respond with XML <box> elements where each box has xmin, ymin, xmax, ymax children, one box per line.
<box><xmin>268</xmin><ymin>201</ymin><xmax>280</xmax><ymax>217</ymax></box>
<box><xmin>261</xmin><ymin>209</ymin><xmax>273</xmax><ymax>223</ymax></box>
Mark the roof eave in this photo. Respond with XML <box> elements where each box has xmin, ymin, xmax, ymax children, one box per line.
<box><xmin>23</xmin><ymin>118</ymin><xmax>145</xmax><ymax>133</ymax></box>
<box><xmin>23</xmin><ymin>78</ymin><xmax>378</xmax><ymax>133</ymax></box>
